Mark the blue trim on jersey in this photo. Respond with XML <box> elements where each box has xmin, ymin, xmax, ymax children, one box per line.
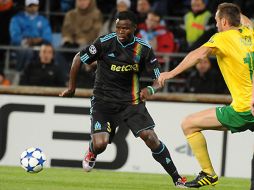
<box><xmin>80</xmin><ymin>53</ymin><xmax>89</xmax><ymax>64</ymax></box>
<box><xmin>117</xmin><ymin>35</ymin><xmax>135</xmax><ymax>48</ymax></box>
<box><xmin>135</xmin><ymin>37</ymin><xmax>151</xmax><ymax>48</ymax></box>
<box><xmin>100</xmin><ymin>33</ymin><xmax>116</xmax><ymax>43</ymax></box>
<box><xmin>154</xmin><ymin>68</ymin><xmax>160</xmax><ymax>79</ymax></box>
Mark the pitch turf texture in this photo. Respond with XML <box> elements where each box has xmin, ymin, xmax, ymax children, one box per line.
<box><xmin>0</xmin><ymin>166</ymin><xmax>250</xmax><ymax>190</ymax></box>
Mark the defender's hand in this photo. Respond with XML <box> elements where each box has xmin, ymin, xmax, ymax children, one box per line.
<box><xmin>158</xmin><ymin>72</ymin><xmax>173</xmax><ymax>87</ymax></box>
<box><xmin>59</xmin><ymin>89</ymin><xmax>75</xmax><ymax>97</ymax></box>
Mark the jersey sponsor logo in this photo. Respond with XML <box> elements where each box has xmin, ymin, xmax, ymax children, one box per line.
<box><xmin>111</xmin><ymin>64</ymin><xmax>139</xmax><ymax>72</ymax></box>
<box><xmin>89</xmin><ymin>45</ymin><xmax>97</xmax><ymax>54</ymax></box>
<box><xmin>241</xmin><ymin>35</ymin><xmax>252</xmax><ymax>46</ymax></box>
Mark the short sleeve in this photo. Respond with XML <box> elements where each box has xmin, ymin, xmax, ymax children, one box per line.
<box><xmin>203</xmin><ymin>33</ymin><xmax>222</xmax><ymax>55</ymax></box>
<box><xmin>79</xmin><ymin>38</ymin><xmax>101</xmax><ymax>64</ymax></box>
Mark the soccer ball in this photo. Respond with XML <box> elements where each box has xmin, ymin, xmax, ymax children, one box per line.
<box><xmin>20</xmin><ymin>147</ymin><xmax>46</xmax><ymax>173</ymax></box>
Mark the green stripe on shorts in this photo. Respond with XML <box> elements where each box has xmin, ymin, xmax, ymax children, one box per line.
<box><xmin>216</xmin><ymin>105</ymin><xmax>254</xmax><ymax>133</ymax></box>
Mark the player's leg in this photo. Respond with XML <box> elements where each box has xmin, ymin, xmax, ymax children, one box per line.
<box><xmin>139</xmin><ymin>129</ymin><xmax>187</xmax><ymax>188</ymax></box>
<box><xmin>83</xmin><ymin>132</ymin><xmax>110</xmax><ymax>172</ymax></box>
<box><xmin>251</xmin><ymin>152</ymin><xmax>254</xmax><ymax>190</ymax></box>
<box><xmin>83</xmin><ymin>97</ymin><xmax>114</xmax><ymax>172</ymax></box>
<box><xmin>124</xmin><ymin>103</ymin><xmax>186</xmax><ymax>187</ymax></box>
<box><xmin>181</xmin><ymin>107</ymin><xmax>226</xmax><ymax>188</ymax></box>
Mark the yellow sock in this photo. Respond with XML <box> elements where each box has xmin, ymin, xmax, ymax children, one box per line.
<box><xmin>187</xmin><ymin>132</ymin><xmax>216</xmax><ymax>175</ymax></box>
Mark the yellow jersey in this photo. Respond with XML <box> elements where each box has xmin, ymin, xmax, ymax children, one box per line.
<box><xmin>203</xmin><ymin>27</ymin><xmax>254</xmax><ymax>112</ymax></box>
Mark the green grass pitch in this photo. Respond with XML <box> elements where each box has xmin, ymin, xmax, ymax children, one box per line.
<box><xmin>0</xmin><ymin>166</ymin><xmax>250</xmax><ymax>190</ymax></box>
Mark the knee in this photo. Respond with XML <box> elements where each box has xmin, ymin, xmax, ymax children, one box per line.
<box><xmin>92</xmin><ymin>137</ymin><xmax>108</xmax><ymax>154</ymax></box>
<box><xmin>139</xmin><ymin>130</ymin><xmax>160</xmax><ymax>147</ymax></box>
<box><xmin>181</xmin><ymin>116</ymin><xmax>195</xmax><ymax>136</ymax></box>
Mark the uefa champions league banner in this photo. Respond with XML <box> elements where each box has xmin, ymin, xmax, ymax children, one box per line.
<box><xmin>0</xmin><ymin>94</ymin><xmax>253</xmax><ymax>178</ymax></box>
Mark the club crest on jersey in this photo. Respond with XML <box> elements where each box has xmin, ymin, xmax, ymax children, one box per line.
<box><xmin>94</xmin><ymin>121</ymin><xmax>101</xmax><ymax>131</ymax></box>
<box><xmin>89</xmin><ymin>45</ymin><xmax>97</xmax><ymax>54</ymax></box>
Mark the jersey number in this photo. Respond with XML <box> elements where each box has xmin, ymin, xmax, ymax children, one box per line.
<box><xmin>244</xmin><ymin>52</ymin><xmax>254</xmax><ymax>80</ymax></box>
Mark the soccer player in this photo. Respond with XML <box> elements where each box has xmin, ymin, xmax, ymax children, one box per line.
<box><xmin>158</xmin><ymin>3</ymin><xmax>254</xmax><ymax>188</ymax></box>
<box><xmin>59</xmin><ymin>10</ymin><xmax>186</xmax><ymax>188</ymax></box>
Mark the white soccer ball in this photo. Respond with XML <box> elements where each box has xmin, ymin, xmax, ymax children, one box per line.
<box><xmin>20</xmin><ymin>147</ymin><xmax>46</xmax><ymax>173</ymax></box>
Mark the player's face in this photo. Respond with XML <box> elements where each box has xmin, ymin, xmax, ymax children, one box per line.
<box><xmin>116</xmin><ymin>19</ymin><xmax>136</xmax><ymax>43</ymax></box>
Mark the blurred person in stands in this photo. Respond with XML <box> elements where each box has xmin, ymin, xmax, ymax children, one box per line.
<box><xmin>158</xmin><ymin>3</ymin><xmax>254</xmax><ymax>188</ymax></box>
<box><xmin>0</xmin><ymin>72</ymin><xmax>11</xmax><ymax>86</ymax></box>
<box><xmin>61</xmin><ymin>0</ymin><xmax>103</xmax><ymax>82</ymax></box>
<box><xmin>0</xmin><ymin>0</ymin><xmax>17</xmax><ymax>72</ymax></box>
<box><xmin>185</xmin><ymin>57</ymin><xmax>227</xmax><ymax>94</ymax></box>
<box><xmin>100</xmin><ymin>0</ymin><xmax>131</xmax><ymax>35</ymax></box>
<box><xmin>137</xmin><ymin>11</ymin><xmax>176</xmax><ymax>54</ymax></box>
<box><xmin>9</xmin><ymin>0</ymin><xmax>52</xmax><ymax>71</ymax></box>
<box><xmin>61</xmin><ymin>0</ymin><xmax>103</xmax><ymax>48</ymax></box>
<box><xmin>184</xmin><ymin>0</ymin><xmax>212</xmax><ymax>51</ymax></box>
<box><xmin>136</xmin><ymin>0</ymin><xmax>152</xmax><ymax>32</ymax></box>
<box><xmin>19</xmin><ymin>43</ymin><xmax>65</xmax><ymax>87</ymax></box>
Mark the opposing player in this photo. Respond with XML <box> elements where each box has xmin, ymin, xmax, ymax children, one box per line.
<box><xmin>60</xmin><ymin>11</ymin><xmax>186</xmax><ymax>188</ymax></box>
<box><xmin>158</xmin><ymin>3</ymin><xmax>254</xmax><ymax>188</ymax></box>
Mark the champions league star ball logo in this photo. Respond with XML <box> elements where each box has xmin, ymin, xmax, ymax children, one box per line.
<box><xmin>89</xmin><ymin>45</ymin><xmax>97</xmax><ymax>54</ymax></box>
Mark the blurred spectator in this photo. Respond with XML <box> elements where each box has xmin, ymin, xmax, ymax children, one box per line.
<box><xmin>0</xmin><ymin>72</ymin><xmax>11</xmax><ymax>86</ymax></box>
<box><xmin>137</xmin><ymin>11</ymin><xmax>176</xmax><ymax>60</ymax></box>
<box><xmin>0</xmin><ymin>0</ymin><xmax>18</xmax><ymax>73</ymax></box>
<box><xmin>10</xmin><ymin>0</ymin><xmax>52</xmax><ymax>46</ymax></box>
<box><xmin>19</xmin><ymin>43</ymin><xmax>65</xmax><ymax>87</ymax></box>
<box><xmin>61</xmin><ymin>0</ymin><xmax>103</xmax><ymax>48</ymax></box>
<box><xmin>136</xmin><ymin>0</ymin><xmax>152</xmax><ymax>32</ymax></box>
<box><xmin>100</xmin><ymin>0</ymin><xmax>131</xmax><ymax>35</ymax></box>
<box><xmin>184</xmin><ymin>58</ymin><xmax>227</xmax><ymax>94</ymax></box>
<box><xmin>184</xmin><ymin>0</ymin><xmax>212</xmax><ymax>49</ymax></box>
<box><xmin>9</xmin><ymin>0</ymin><xmax>52</xmax><ymax>71</ymax></box>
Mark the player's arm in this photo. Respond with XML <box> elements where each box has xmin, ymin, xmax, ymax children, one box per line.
<box><xmin>59</xmin><ymin>53</ymin><xmax>81</xmax><ymax>97</ymax></box>
<box><xmin>241</xmin><ymin>14</ymin><xmax>253</xmax><ymax>29</ymax></box>
<box><xmin>140</xmin><ymin>48</ymin><xmax>163</xmax><ymax>100</ymax></box>
<box><xmin>158</xmin><ymin>46</ymin><xmax>213</xmax><ymax>87</ymax></box>
<box><xmin>59</xmin><ymin>40</ymin><xmax>101</xmax><ymax>97</ymax></box>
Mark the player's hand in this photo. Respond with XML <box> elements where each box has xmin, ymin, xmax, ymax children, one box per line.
<box><xmin>59</xmin><ymin>89</ymin><xmax>75</xmax><ymax>97</ymax></box>
<box><xmin>140</xmin><ymin>87</ymin><xmax>151</xmax><ymax>101</ymax></box>
<box><xmin>158</xmin><ymin>72</ymin><xmax>173</xmax><ymax>87</ymax></box>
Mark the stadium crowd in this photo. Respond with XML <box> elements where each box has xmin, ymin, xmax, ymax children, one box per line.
<box><xmin>0</xmin><ymin>0</ymin><xmax>253</xmax><ymax>94</ymax></box>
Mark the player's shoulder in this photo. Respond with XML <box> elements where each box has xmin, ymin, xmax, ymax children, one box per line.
<box><xmin>135</xmin><ymin>37</ymin><xmax>151</xmax><ymax>49</ymax></box>
<box><xmin>99</xmin><ymin>32</ymin><xmax>117</xmax><ymax>43</ymax></box>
